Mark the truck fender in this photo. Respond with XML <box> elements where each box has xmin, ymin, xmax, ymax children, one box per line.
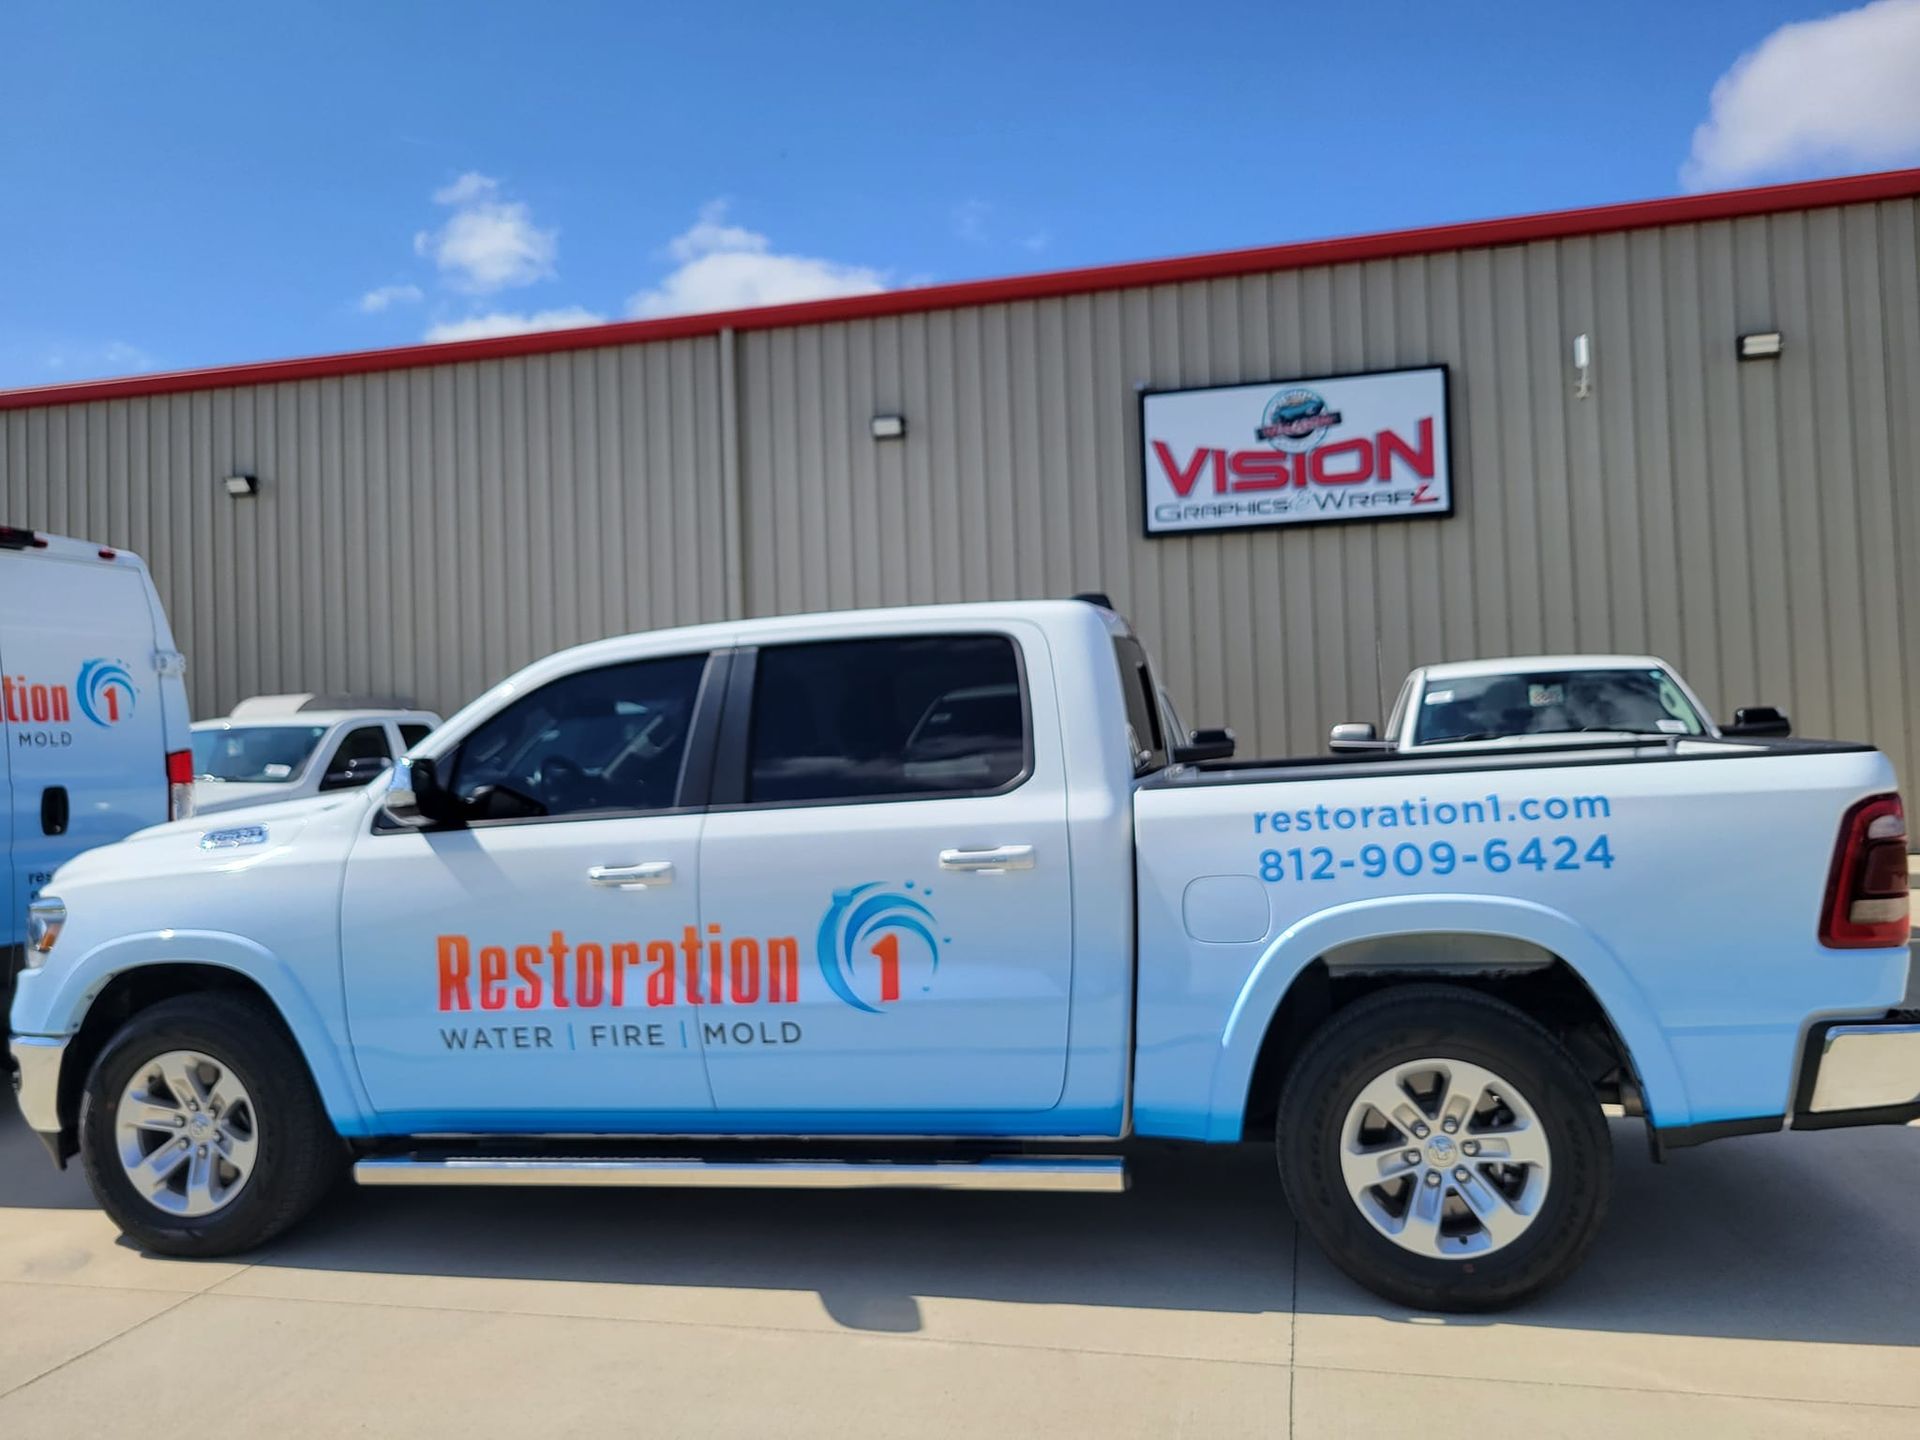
<box><xmin>41</xmin><ymin>929</ymin><xmax>374</xmax><ymax>1134</ymax></box>
<box><xmin>1206</xmin><ymin>893</ymin><xmax>1691</xmax><ymax>1138</ymax></box>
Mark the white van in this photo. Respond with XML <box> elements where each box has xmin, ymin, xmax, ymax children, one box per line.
<box><xmin>2</xmin><ymin>527</ymin><xmax>193</xmax><ymax>979</ymax></box>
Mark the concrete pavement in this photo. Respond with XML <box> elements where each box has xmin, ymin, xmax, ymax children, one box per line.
<box><xmin>0</xmin><ymin>1109</ymin><xmax>1915</xmax><ymax>1437</ymax></box>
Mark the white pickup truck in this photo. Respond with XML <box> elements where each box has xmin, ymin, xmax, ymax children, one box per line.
<box><xmin>11</xmin><ymin>599</ymin><xmax>1916</xmax><ymax>1310</ymax></box>
<box><xmin>1328</xmin><ymin>655</ymin><xmax>1794</xmax><ymax>754</ymax></box>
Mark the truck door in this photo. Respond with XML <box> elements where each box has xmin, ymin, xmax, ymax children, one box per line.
<box><xmin>695</xmin><ymin>625</ymin><xmax>1074</xmax><ymax>1118</ymax></box>
<box><xmin>339</xmin><ymin>650</ymin><xmax>722</xmax><ymax>1128</ymax></box>
<box><xmin>0</xmin><ymin>543</ymin><xmax>172</xmax><ymax>953</ymax></box>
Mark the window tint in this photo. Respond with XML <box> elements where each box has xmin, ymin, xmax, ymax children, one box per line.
<box><xmin>398</xmin><ymin>723</ymin><xmax>434</xmax><ymax>749</ymax></box>
<box><xmin>331</xmin><ymin>725</ymin><xmax>392</xmax><ymax>768</ymax></box>
<box><xmin>451</xmin><ymin>654</ymin><xmax>707</xmax><ymax>818</ymax></box>
<box><xmin>1112</xmin><ymin>636</ymin><xmax>1167</xmax><ymax>775</ymax></box>
<box><xmin>747</xmin><ymin>635</ymin><xmax>1026</xmax><ymax>804</ymax></box>
<box><xmin>319</xmin><ymin>725</ymin><xmax>394</xmax><ymax>790</ymax></box>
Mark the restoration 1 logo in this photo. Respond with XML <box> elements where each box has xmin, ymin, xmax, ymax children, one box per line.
<box><xmin>77</xmin><ymin>658</ymin><xmax>137</xmax><ymax>726</ymax></box>
<box><xmin>815</xmin><ymin>881</ymin><xmax>948</xmax><ymax>1013</ymax></box>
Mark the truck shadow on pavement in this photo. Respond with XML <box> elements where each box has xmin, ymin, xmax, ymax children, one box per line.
<box><xmin>243</xmin><ymin>1122</ymin><xmax>1920</xmax><ymax>1347</ymax></box>
<box><xmin>5</xmin><ymin>1111</ymin><xmax>1915</xmax><ymax>1347</ymax></box>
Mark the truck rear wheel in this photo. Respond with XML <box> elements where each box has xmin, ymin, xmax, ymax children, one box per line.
<box><xmin>79</xmin><ymin>993</ymin><xmax>342</xmax><ymax>1257</ymax></box>
<box><xmin>1276</xmin><ymin>985</ymin><xmax>1611</xmax><ymax>1311</ymax></box>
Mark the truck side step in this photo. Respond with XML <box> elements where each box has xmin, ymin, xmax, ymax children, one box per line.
<box><xmin>353</xmin><ymin>1152</ymin><xmax>1128</xmax><ymax>1194</ymax></box>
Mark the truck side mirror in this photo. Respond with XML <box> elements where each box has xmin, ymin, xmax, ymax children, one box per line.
<box><xmin>1329</xmin><ymin>721</ymin><xmax>1389</xmax><ymax>753</ymax></box>
<box><xmin>1172</xmin><ymin>727</ymin><xmax>1236</xmax><ymax>764</ymax></box>
<box><xmin>382</xmin><ymin>755</ymin><xmax>466</xmax><ymax>827</ymax></box>
<box><xmin>1723</xmin><ymin>705</ymin><xmax>1792</xmax><ymax>738</ymax></box>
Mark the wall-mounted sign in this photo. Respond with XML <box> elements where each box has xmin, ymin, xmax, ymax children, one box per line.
<box><xmin>1141</xmin><ymin>365</ymin><xmax>1452</xmax><ymax>535</ymax></box>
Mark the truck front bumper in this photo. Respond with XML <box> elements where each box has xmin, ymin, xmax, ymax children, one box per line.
<box><xmin>9</xmin><ymin>1035</ymin><xmax>69</xmax><ymax>1160</ymax></box>
<box><xmin>1793</xmin><ymin>1018</ymin><xmax>1920</xmax><ymax>1130</ymax></box>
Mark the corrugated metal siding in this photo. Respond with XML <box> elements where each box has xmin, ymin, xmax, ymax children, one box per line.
<box><xmin>3</xmin><ymin>340</ymin><xmax>731</xmax><ymax>716</ymax></box>
<box><xmin>4</xmin><ymin>197</ymin><xmax>1916</xmax><ymax>798</ymax></box>
<box><xmin>733</xmin><ymin>197</ymin><xmax>1920</xmax><ymax>794</ymax></box>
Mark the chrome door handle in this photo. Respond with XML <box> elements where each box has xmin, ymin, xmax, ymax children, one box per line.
<box><xmin>938</xmin><ymin>845</ymin><xmax>1035</xmax><ymax>872</ymax></box>
<box><xmin>587</xmin><ymin>861</ymin><xmax>675</xmax><ymax>888</ymax></box>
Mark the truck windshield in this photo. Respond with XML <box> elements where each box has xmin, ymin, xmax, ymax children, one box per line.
<box><xmin>191</xmin><ymin>725</ymin><xmax>329</xmax><ymax>783</ymax></box>
<box><xmin>1414</xmin><ymin>669</ymin><xmax>1706</xmax><ymax>744</ymax></box>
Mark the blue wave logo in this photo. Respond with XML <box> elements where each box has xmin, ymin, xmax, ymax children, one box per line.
<box><xmin>76</xmin><ymin>658</ymin><xmax>137</xmax><ymax>727</ymax></box>
<box><xmin>816</xmin><ymin>882</ymin><xmax>945</xmax><ymax>1013</ymax></box>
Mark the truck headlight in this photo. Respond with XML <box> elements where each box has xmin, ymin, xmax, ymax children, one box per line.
<box><xmin>26</xmin><ymin>897</ymin><xmax>65</xmax><ymax>965</ymax></box>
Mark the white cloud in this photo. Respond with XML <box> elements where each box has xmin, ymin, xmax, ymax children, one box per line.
<box><xmin>627</xmin><ymin>201</ymin><xmax>886</xmax><ymax>318</ymax></box>
<box><xmin>423</xmin><ymin>306</ymin><xmax>606</xmax><ymax>343</ymax></box>
<box><xmin>357</xmin><ymin>283</ymin><xmax>424</xmax><ymax>313</ymax></box>
<box><xmin>1684</xmin><ymin>0</ymin><xmax>1920</xmax><ymax>189</ymax></box>
<box><xmin>432</xmin><ymin>171</ymin><xmax>499</xmax><ymax>206</ymax></box>
<box><xmin>414</xmin><ymin>172</ymin><xmax>557</xmax><ymax>293</ymax></box>
<box><xmin>1023</xmin><ymin>230</ymin><xmax>1051</xmax><ymax>254</ymax></box>
<box><xmin>666</xmin><ymin>201</ymin><xmax>768</xmax><ymax>262</ymax></box>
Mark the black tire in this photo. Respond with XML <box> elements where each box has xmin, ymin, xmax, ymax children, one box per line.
<box><xmin>79</xmin><ymin>993</ymin><xmax>343</xmax><ymax>1257</ymax></box>
<box><xmin>1276</xmin><ymin>985</ymin><xmax>1611</xmax><ymax>1312</ymax></box>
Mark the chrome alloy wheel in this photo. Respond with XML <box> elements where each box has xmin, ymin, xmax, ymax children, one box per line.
<box><xmin>115</xmin><ymin>1050</ymin><xmax>260</xmax><ymax>1218</ymax></box>
<box><xmin>1338</xmin><ymin>1057</ymin><xmax>1551</xmax><ymax>1259</ymax></box>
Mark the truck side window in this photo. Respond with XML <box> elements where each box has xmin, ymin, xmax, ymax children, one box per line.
<box><xmin>398</xmin><ymin>723</ymin><xmax>433</xmax><ymax>749</ymax></box>
<box><xmin>320</xmin><ymin>725</ymin><xmax>393</xmax><ymax>790</ymax></box>
<box><xmin>746</xmin><ymin>635</ymin><xmax>1028</xmax><ymax>805</ymax></box>
<box><xmin>1112</xmin><ymin>636</ymin><xmax>1168</xmax><ymax>775</ymax></box>
<box><xmin>449</xmin><ymin>654</ymin><xmax>707</xmax><ymax>819</ymax></box>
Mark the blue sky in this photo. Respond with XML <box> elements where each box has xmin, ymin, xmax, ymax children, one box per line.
<box><xmin>4</xmin><ymin>1</ymin><xmax>1918</xmax><ymax>387</ymax></box>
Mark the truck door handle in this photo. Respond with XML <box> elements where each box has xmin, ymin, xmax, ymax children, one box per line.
<box><xmin>938</xmin><ymin>845</ymin><xmax>1034</xmax><ymax>872</ymax></box>
<box><xmin>41</xmin><ymin>786</ymin><xmax>69</xmax><ymax>837</ymax></box>
<box><xmin>586</xmin><ymin>861</ymin><xmax>675</xmax><ymax>888</ymax></box>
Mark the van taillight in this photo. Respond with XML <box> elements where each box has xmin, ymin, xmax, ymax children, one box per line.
<box><xmin>167</xmin><ymin>748</ymin><xmax>195</xmax><ymax>821</ymax></box>
<box><xmin>1819</xmin><ymin>794</ymin><xmax>1909</xmax><ymax>949</ymax></box>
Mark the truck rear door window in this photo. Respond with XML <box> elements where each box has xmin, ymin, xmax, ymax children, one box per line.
<box><xmin>746</xmin><ymin>635</ymin><xmax>1028</xmax><ymax>804</ymax></box>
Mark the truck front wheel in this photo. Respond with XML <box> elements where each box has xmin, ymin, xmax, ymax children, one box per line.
<box><xmin>79</xmin><ymin>994</ymin><xmax>342</xmax><ymax>1257</ymax></box>
<box><xmin>1276</xmin><ymin>985</ymin><xmax>1611</xmax><ymax>1311</ymax></box>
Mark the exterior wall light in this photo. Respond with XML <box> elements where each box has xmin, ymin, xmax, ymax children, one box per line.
<box><xmin>224</xmin><ymin>474</ymin><xmax>259</xmax><ymax>497</ymax></box>
<box><xmin>1738</xmin><ymin>332</ymin><xmax>1783</xmax><ymax>360</ymax></box>
<box><xmin>870</xmin><ymin>415</ymin><xmax>906</xmax><ymax>440</ymax></box>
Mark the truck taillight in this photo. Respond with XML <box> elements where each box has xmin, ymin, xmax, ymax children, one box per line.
<box><xmin>1819</xmin><ymin>794</ymin><xmax>1909</xmax><ymax>949</ymax></box>
<box><xmin>167</xmin><ymin>748</ymin><xmax>195</xmax><ymax>821</ymax></box>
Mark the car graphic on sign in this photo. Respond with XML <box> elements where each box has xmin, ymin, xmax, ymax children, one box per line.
<box><xmin>1256</xmin><ymin>388</ymin><xmax>1342</xmax><ymax>446</ymax></box>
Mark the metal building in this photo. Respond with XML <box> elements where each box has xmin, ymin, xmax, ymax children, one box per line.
<box><xmin>4</xmin><ymin>169</ymin><xmax>1917</xmax><ymax>794</ymax></box>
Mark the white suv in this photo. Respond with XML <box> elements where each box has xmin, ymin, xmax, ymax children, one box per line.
<box><xmin>191</xmin><ymin>696</ymin><xmax>441</xmax><ymax>815</ymax></box>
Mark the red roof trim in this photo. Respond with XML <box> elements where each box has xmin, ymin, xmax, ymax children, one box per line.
<box><xmin>8</xmin><ymin>167</ymin><xmax>1919</xmax><ymax>413</ymax></box>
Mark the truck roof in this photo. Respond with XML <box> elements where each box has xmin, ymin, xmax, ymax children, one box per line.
<box><xmin>1420</xmin><ymin>654</ymin><xmax>1672</xmax><ymax>682</ymax></box>
<box><xmin>551</xmin><ymin>598</ymin><xmax>1127</xmax><ymax>666</ymax></box>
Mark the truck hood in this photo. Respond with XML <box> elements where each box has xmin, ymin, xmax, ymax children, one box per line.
<box><xmin>193</xmin><ymin>779</ymin><xmax>308</xmax><ymax>813</ymax></box>
<box><xmin>51</xmin><ymin>788</ymin><xmax>374</xmax><ymax>887</ymax></box>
